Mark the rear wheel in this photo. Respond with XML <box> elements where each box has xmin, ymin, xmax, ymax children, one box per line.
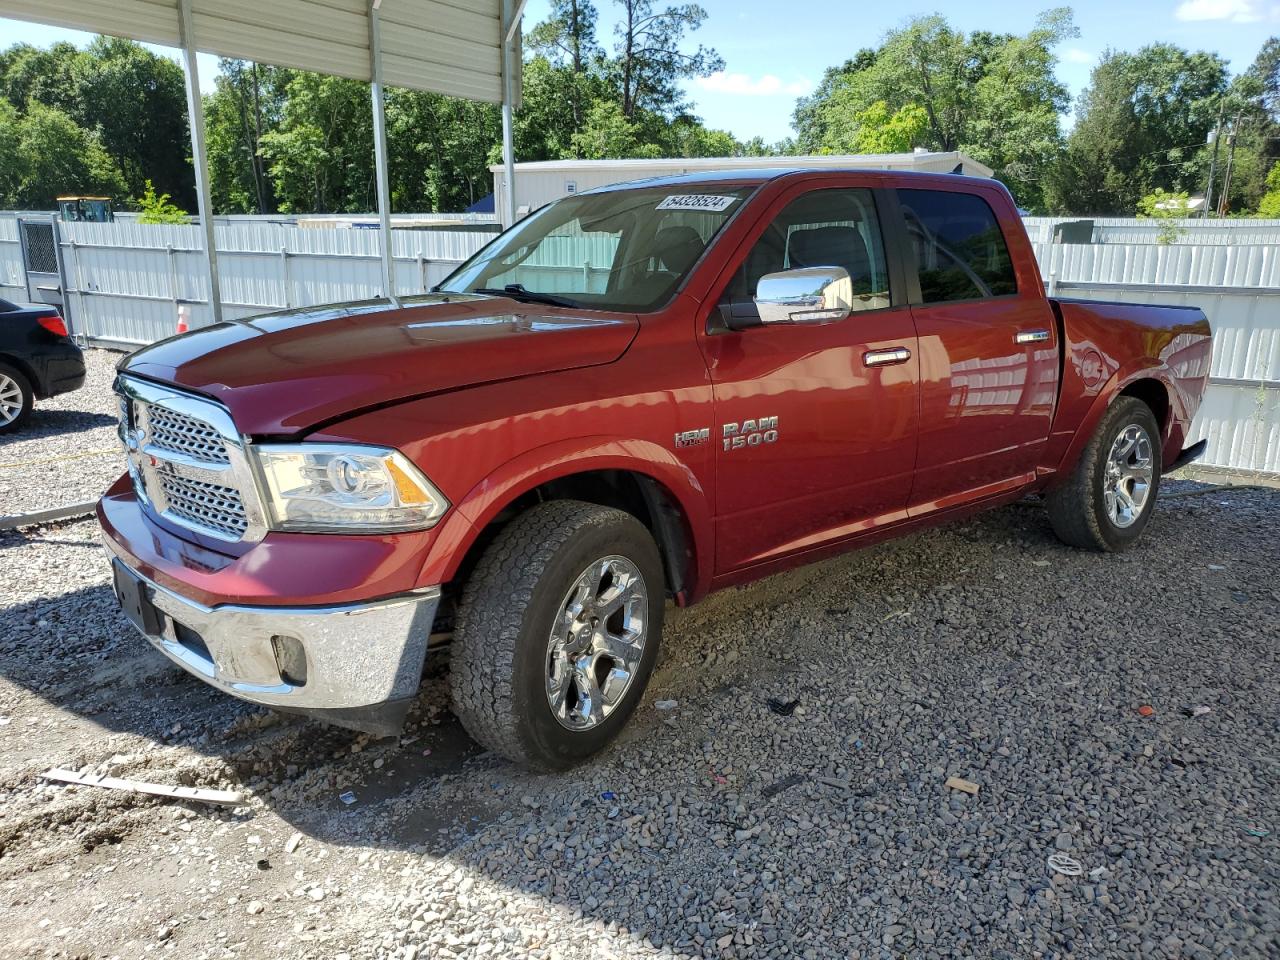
<box><xmin>0</xmin><ymin>363</ymin><xmax>33</xmax><ymax>434</ymax></box>
<box><xmin>1046</xmin><ymin>396</ymin><xmax>1162</xmax><ymax>552</ymax></box>
<box><xmin>449</xmin><ymin>500</ymin><xmax>665</xmax><ymax>770</ymax></box>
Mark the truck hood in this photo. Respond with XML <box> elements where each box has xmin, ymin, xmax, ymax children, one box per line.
<box><xmin>121</xmin><ymin>295</ymin><xmax>638</xmax><ymax>435</ymax></box>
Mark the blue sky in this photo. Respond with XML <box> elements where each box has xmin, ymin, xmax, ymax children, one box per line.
<box><xmin>1</xmin><ymin>0</ymin><xmax>1275</xmax><ymax>143</ymax></box>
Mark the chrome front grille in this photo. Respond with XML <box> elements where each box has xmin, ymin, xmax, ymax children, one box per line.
<box><xmin>146</xmin><ymin>405</ymin><xmax>230</xmax><ymax>465</ymax></box>
<box><xmin>116</xmin><ymin>377</ymin><xmax>266</xmax><ymax>544</ymax></box>
<box><xmin>155</xmin><ymin>463</ymin><xmax>249</xmax><ymax>539</ymax></box>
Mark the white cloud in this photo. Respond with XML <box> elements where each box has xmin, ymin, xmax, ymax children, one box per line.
<box><xmin>1174</xmin><ymin>0</ymin><xmax>1265</xmax><ymax>22</ymax></box>
<box><xmin>1063</xmin><ymin>48</ymin><xmax>1094</xmax><ymax>64</ymax></box>
<box><xmin>695</xmin><ymin>72</ymin><xmax>812</xmax><ymax>97</ymax></box>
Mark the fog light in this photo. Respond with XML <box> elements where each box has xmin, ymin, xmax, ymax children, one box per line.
<box><xmin>271</xmin><ymin>635</ymin><xmax>308</xmax><ymax>687</ymax></box>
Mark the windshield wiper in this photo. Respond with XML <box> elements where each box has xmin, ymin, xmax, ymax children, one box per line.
<box><xmin>472</xmin><ymin>284</ymin><xmax>582</xmax><ymax>309</ymax></box>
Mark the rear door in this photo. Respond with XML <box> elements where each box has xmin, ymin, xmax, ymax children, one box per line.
<box><xmin>699</xmin><ymin>183</ymin><xmax>920</xmax><ymax>572</ymax></box>
<box><xmin>898</xmin><ymin>186</ymin><xmax>1058</xmax><ymax>512</ymax></box>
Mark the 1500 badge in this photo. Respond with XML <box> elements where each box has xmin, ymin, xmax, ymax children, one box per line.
<box><xmin>722</xmin><ymin>416</ymin><xmax>779</xmax><ymax>451</ymax></box>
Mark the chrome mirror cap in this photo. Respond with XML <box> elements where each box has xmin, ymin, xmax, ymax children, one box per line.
<box><xmin>754</xmin><ymin>266</ymin><xmax>853</xmax><ymax>326</ymax></box>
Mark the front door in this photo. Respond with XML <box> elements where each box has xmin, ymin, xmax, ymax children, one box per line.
<box><xmin>897</xmin><ymin>187</ymin><xmax>1059</xmax><ymax>512</ymax></box>
<box><xmin>699</xmin><ymin>185</ymin><xmax>921</xmax><ymax>573</ymax></box>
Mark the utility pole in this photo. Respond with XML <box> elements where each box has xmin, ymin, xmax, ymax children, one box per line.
<box><xmin>1203</xmin><ymin>100</ymin><xmax>1225</xmax><ymax>219</ymax></box>
<box><xmin>1218</xmin><ymin>113</ymin><xmax>1242</xmax><ymax>218</ymax></box>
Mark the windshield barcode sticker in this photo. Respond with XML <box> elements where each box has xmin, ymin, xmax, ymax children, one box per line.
<box><xmin>656</xmin><ymin>194</ymin><xmax>738</xmax><ymax>212</ymax></box>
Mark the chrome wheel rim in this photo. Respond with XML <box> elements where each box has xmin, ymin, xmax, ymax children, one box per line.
<box><xmin>545</xmin><ymin>555</ymin><xmax>648</xmax><ymax>731</ymax></box>
<box><xmin>1103</xmin><ymin>423</ymin><xmax>1154</xmax><ymax>528</ymax></box>
<box><xmin>0</xmin><ymin>373</ymin><xmax>23</xmax><ymax>426</ymax></box>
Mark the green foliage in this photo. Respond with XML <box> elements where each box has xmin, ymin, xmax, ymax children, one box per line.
<box><xmin>1256</xmin><ymin>163</ymin><xmax>1280</xmax><ymax>218</ymax></box>
<box><xmin>792</xmin><ymin>9</ymin><xmax>1076</xmax><ymax>211</ymax></box>
<box><xmin>611</xmin><ymin>1</ymin><xmax>724</xmax><ymax>119</ymax></box>
<box><xmin>1136</xmin><ymin>188</ymin><xmax>1191</xmax><ymax>243</ymax></box>
<box><xmin>0</xmin><ymin>101</ymin><xmax>126</xmax><ymax>208</ymax></box>
<box><xmin>0</xmin><ymin>38</ymin><xmax>192</xmax><ymax>209</ymax></box>
<box><xmin>135</xmin><ymin>179</ymin><xmax>189</xmax><ymax>223</ymax></box>
<box><xmin>1048</xmin><ymin>44</ymin><xmax>1228</xmax><ymax>215</ymax></box>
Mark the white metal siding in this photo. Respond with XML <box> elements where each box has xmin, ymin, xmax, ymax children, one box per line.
<box><xmin>0</xmin><ymin>0</ymin><xmax>506</xmax><ymax>101</ymax></box>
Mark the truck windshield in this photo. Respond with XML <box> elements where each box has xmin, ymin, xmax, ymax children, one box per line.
<box><xmin>438</xmin><ymin>186</ymin><xmax>754</xmax><ymax>312</ymax></box>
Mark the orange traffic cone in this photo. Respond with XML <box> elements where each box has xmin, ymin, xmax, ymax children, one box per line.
<box><xmin>176</xmin><ymin>304</ymin><xmax>190</xmax><ymax>335</ymax></box>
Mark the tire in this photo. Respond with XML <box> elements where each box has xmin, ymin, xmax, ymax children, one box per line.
<box><xmin>449</xmin><ymin>500</ymin><xmax>665</xmax><ymax>770</ymax></box>
<box><xmin>0</xmin><ymin>362</ymin><xmax>34</xmax><ymax>434</ymax></box>
<box><xmin>1046</xmin><ymin>396</ymin><xmax>1162</xmax><ymax>552</ymax></box>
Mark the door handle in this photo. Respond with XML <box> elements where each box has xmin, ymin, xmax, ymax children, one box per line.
<box><xmin>863</xmin><ymin>346</ymin><xmax>912</xmax><ymax>367</ymax></box>
<box><xmin>1016</xmin><ymin>329</ymin><xmax>1051</xmax><ymax>344</ymax></box>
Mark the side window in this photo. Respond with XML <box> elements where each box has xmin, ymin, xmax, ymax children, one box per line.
<box><xmin>897</xmin><ymin>188</ymin><xmax>1017</xmax><ymax>303</ymax></box>
<box><xmin>725</xmin><ymin>188</ymin><xmax>891</xmax><ymax>313</ymax></box>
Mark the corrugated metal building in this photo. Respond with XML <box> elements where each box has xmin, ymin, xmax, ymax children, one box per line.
<box><xmin>489</xmin><ymin>151</ymin><xmax>994</xmax><ymax>224</ymax></box>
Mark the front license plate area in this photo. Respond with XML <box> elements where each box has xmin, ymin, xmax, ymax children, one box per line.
<box><xmin>112</xmin><ymin>560</ymin><xmax>163</xmax><ymax>636</ymax></box>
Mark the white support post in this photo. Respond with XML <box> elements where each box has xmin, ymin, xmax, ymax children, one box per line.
<box><xmin>500</xmin><ymin>0</ymin><xmax>517</xmax><ymax>228</ymax></box>
<box><xmin>177</xmin><ymin>0</ymin><xmax>222</xmax><ymax>325</ymax></box>
<box><xmin>369</xmin><ymin>0</ymin><xmax>395</xmax><ymax>300</ymax></box>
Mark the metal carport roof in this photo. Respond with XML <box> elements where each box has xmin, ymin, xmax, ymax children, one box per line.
<box><xmin>0</xmin><ymin>0</ymin><xmax>525</xmax><ymax>321</ymax></box>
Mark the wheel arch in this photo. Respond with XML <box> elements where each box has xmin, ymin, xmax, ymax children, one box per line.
<box><xmin>1050</xmin><ymin>365</ymin><xmax>1179</xmax><ymax>483</ymax></box>
<box><xmin>422</xmin><ymin>438</ymin><xmax>713</xmax><ymax>606</ymax></box>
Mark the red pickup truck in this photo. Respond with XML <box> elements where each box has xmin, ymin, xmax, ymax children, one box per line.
<box><xmin>100</xmin><ymin>169</ymin><xmax>1212</xmax><ymax>769</ymax></box>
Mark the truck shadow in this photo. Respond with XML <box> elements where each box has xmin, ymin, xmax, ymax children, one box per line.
<box><xmin>0</xmin><ymin>499</ymin><xmax>1074</xmax><ymax>864</ymax></box>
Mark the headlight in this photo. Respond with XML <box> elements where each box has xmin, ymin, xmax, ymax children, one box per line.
<box><xmin>251</xmin><ymin>443</ymin><xmax>448</xmax><ymax>533</ymax></box>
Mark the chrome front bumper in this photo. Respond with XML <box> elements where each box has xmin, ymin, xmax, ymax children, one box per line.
<box><xmin>109</xmin><ymin>556</ymin><xmax>440</xmax><ymax>736</ymax></box>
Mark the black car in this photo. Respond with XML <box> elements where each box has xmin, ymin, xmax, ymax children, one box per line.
<box><xmin>0</xmin><ymin>298</ymin><xmax>86</xmax><ymax>433</ymax></box>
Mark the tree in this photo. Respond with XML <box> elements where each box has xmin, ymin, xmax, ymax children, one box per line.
<box><xmin>389</xmin><ymin>89</ymin><xmax>500</xmax><ymax>211</ymax></box>
<box><xmin>571</xmin><ymin>98</ymin><xmax>662</xmax><ymax>158</ymax></box>
<box><xmin>1256</xmin><ymin>162</ymin><xmax>1280</xmax><ymax>217</ymax></box>
<box><xmin>258</xmin><ymin>73</ymin><xmax>372</xmax><ymax>213</ymax></box>
<box><xmin>11</xmin><ymin>102</ymin><xmax>126</xmax><ymax>207</ymax></box>
<box><xmin>1048</xmin><ymin>44</ymin><xmax>1228</xmax><ymax>214</ymax></box>
<box><xmin>71</xmin><ymin>37</ymin><xmax>193</xmax><ymax>207</ymax></box>
<box><xmin>528</xmin><ymin>0</ymin><xmax>603</xmax><ymax>138</ymax></box>
<box><xmin>611</xmin><ymin>1</ymin><xmax>724</xmax><ymax>119</ymax></box>
<box><xmin>1136</xmin><ymin>188</ymin><xmax>1191</xmax><ymax>243</ymax></box>
<box><xmin>136</xmin><ymin>179</ymin><xmax>190</xmax><ymax>223</ymax></box>
<box><xmin>206</xmin><ymin>60</ymin><xmax>291</xmax><ymax>214</ymax></box>
<box><xmin>792</xmin><ymin>10</ymin><xmax>1075</xmax><ymax>210</ymax></box>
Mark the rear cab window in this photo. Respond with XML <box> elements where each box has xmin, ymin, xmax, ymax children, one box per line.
<box><xmin>897</xmin><ymin>189</ymin><xmax>1017</xmax><ymax>303</ymax></box>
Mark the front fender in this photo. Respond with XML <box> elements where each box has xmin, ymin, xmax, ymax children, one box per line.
<box><xmin>417</xmin><ymin>436</ymin><xmax>715</xmax><ymax>602</ymax></box>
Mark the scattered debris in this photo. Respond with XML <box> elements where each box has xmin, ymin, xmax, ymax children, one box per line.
<box><xmin>853</xmin><ymin>739</ymin><xmax>865</xmax><ymax>750</ymax></box>
<box><xmin>766</xmin><ymin>697</ymin><xmax>800</xmax><ymax>717</ymax></box>
<box><xmin>825</xmin><ymin>607</ymin><xmax>849</xmax><ymax>616</ymax></box>
<box><xmin>1208</xmin><ymin>564</ymin><xmax>1226</xmax><ymax>571</ymax></box>
<box><xmin>761</xmin><ymin>773</ymin><xmax>807</xmax><ymax>798</ymax></box>
<box><xmin>600</xmin><ymin>791</ymin><xmax>616</xmax><ymax>801</ymax></box>
<box><xmin>817</xmin><ymin>776</ymin><xmax>852</xmax><ymax>790</ymax></box>
<box><xmin>284</xmin><ymin>832</ymin><xmax>303</xmax><ymax>854</ymax></box>
<box><xmin>40</xmin><ymin>768</ymin><xmax>243</xmax><ymax>807</ymax></box>
<box><xmin>1183</xmin><ymin>705</ymin><xmax>1212</xmax><ymax>718</ymax></box>
<box><xmin>1030</xmin><ymin>559</ymin><xmax>1051</xmax><ymax>567</ymax></box>
<box><xmin>944</xmin><ymin>776</ymin><xmax>980</xmax><ymax>795</ymax></box>
<box><xmin>1048</xmin><ymin>853</ymin><xmax>1084</xmax><ymax>877</ymax></box>
<box><xmin>246</xmin><ymin>901</ymin><xmax>265</xmax><ymax>915</ymax></box>
<box><xmin>1136</xmin><ymin>705</ymin><xmax>1155</xmax><ymax>718</ymax></box>
<box><xmin>654</xmin><ymin>699</ymin><xmax>679</xmax><ymax>712</ymax></box>
<box><xmin>339</xmin><ymin>791</ymin><xmax>357</xmax><ymax>805</ymax></box>
<box><xmin>1243</xmin><ymin>825</ymin><xmax>1270</xmax><ymax>838</ymax></box>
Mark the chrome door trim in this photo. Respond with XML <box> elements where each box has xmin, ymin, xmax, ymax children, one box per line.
<box><xmin>863</xmin><ymin>346</ymin><xmax>912</xmax><ymax>367</ymax></box>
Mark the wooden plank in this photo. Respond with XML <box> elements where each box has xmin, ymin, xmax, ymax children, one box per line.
<box><xmin>0</xmin><ymin>501</ymin><xmax>98</xmax><ymax>531</ymax></box>
<box><xmin>41</xmin><ymin>768</ymin><xmax>244</xmax><ymax>807</ymax></box>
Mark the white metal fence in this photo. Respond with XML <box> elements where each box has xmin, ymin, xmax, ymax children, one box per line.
<box><xmin>1023</xmin><ymin>216</ymin><xmax>1280</xmax><ymax>246</ymax></box>
<box><xmin>0</xmin><ymin>215</ymin><xmax>1276</xmax><ymax>474</ymax></box>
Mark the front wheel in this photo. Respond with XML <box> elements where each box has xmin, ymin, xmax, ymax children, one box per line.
<box><xmin>1046</xmin><ymin>396</ymin><xmax>1162</xmax><ymax>552</ymax></box>
<box><xmin>449</xmin><ymin>500</ymin><xmax>665</xmax><ymax>770</ymax></box>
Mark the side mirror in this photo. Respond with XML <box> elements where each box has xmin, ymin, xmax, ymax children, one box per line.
<box><xmin>753</xmin><ymin>266</ymin><xmax>852</xmax><ymax>326</ymax></box>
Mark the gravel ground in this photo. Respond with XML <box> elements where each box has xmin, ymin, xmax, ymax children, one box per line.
<box><xmin>1</xmin><ymin>469</ymin><xmax>1276</xmax><ymax>958</ymax></box>
<box><xmin>0</xmin><ymin>348</ymin><xmax>123</xmax><ymax>516</ymax></box>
